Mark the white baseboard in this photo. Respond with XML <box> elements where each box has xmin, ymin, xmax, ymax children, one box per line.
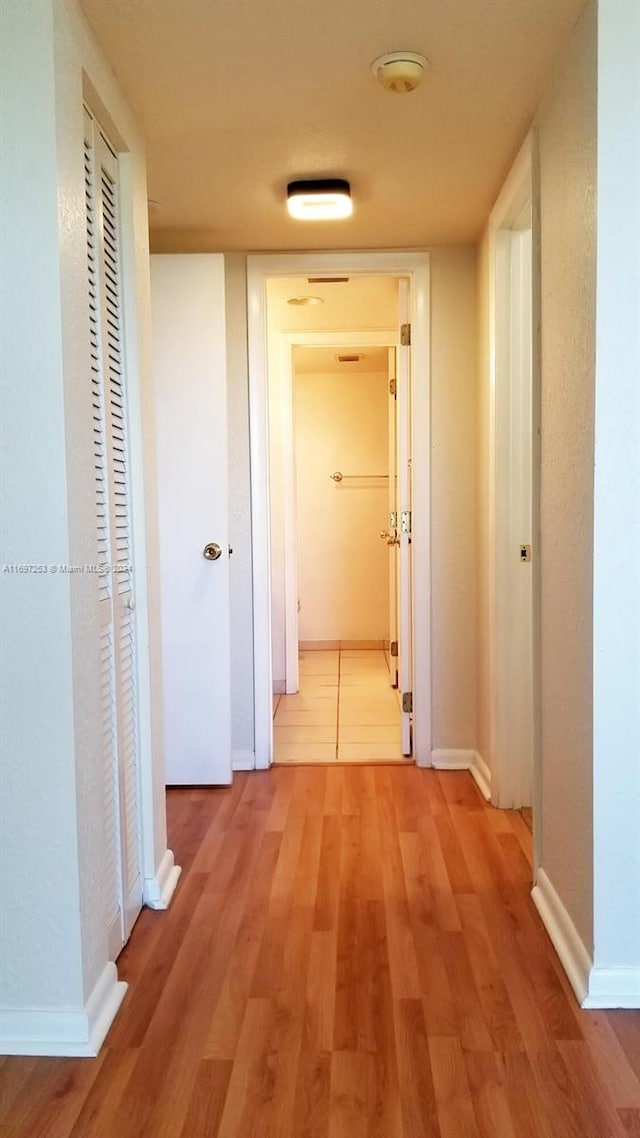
<box><xmin>583</xmin><ymin>967</ymin><xmax>640</xmax><ymax>1009</ymax></box>
<box><xmin>143</xmin><ymin>848</ymin><xmax>182</xmax><ymax>911</ymax></box>
<box><xmin>233</xmin><ymin>749</ymin><xmax>256</xmax><ymax>772</ymax></box>
<box><xmin>431</xmin><ymin>747</ymin><xmax>475</xmax><ymax>769</ymax></box>
<box><xmin>531</xmin><ymin>868</ymin><xmax>592</xmax><ymax>1005</ymax></box>
<box><xmin>0</xmin><ymin>961</ymin><xmax>127</xmax><ymax>1057</ymax></box>
<box><xmin>430</xmin><ymin>749</ymin><xmax>491</xmax><ymax>800</ymax></box>
<box><xmin>470</xmin><ymin>751</ymin><xmax>491</xmax><ymax>800</ymax></box>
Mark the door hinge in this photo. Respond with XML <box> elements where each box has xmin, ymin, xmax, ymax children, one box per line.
<box><xmin>400</xmin><ymin>322</ymin><xmax>411</xmax><ymax>347</ymax></box>
<box><xmin>389</xmin><ymin>377</ymin><xmax>397</xmax><ymax>397</ymax></box>
<box><xmin>400</xmin><ymin>510</ymin><xmax>411</xmax><ymax>535</ymax></box>
<box><xmin>390</xmin><ymin>640</ymin><xmax>398</xmax><ymax>658</ymax></box>
<box><xmin>389</xmin><ymin>510</ymin><xmax>397</xmax><ymax>529</ymax></box>
<box><xmin>402</xmin><ymin>691</ymin><xmax>413</xmax><ymax>713</ymax></box>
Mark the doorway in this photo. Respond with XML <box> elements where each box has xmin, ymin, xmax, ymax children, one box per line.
<box><xmin>247</xmin><ymin>251</ymin><xmax>431</xmax><ymax>769</ymax></box>
<box><xmin>270</xmin><ymin>320</ymin><xmax>406</xmax><ymax>763</ymax></box>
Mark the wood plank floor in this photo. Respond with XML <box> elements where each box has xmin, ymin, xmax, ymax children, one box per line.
<box><xmin>3</xmin><ymin>767</ymin><xmax>640</xmax><ymax>1137</ymax></box>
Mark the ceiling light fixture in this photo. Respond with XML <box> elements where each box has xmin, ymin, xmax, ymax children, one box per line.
<box><xmin>287</xmin><ymin>179</ymin><xmax>353</xmax><ymax>221</ymax></box>
<box><xmin>286</xmin><ymin>295</ymin><xmax>324</xmax><ymax>306</ymax></box>
<box><xmin>371</xmin><ymin>51</ymin><xmax>428</xmax><ymax>93</ymax></box>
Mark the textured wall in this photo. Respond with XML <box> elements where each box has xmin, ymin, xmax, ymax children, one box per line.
<box><xmin>475</xmin><ymin>232</ymin><xmax>491</xmax><ymax>767</ymax></box>
<box><xmin>295</xmin><ymin>369</ymin><xmax>389</xmax><ymax>642</ymax></box>
<box><xmin>536</xmin><ymin>0</ymin><xmax>597</xmax><ymax>950</ymax></box>
<box><xmin>225</xmin><ymin>255</ymin><xmax>255</xmax><ymax>756</ymax></box>
<box><xmin>430</xmin><ymin>248</ymin><xmax>478</xmax><ymax>750</ymax></box>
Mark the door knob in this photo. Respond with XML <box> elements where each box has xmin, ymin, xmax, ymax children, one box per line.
<box><xmin>203</xmin><ymin>542</ymin><xmax>222</xmax><ymax>561</ymax></box>
<box><xmin>387</xmin><ymin>536</ymin><xmax>400</xmax><ymax>546</ymax></box>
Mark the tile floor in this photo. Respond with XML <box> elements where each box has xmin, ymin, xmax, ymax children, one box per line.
<box><xmin>273</xmin><ymin>648</ymin><xmax>410</xmax><ymax>764</ymax></box>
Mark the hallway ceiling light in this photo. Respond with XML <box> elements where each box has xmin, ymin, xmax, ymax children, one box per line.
<box><xmin>286</xmin><ymin>295</ymin><xmax>324</xmax><ymax>306</ymax></box>
<box><xmin>371</xmin><ymin>51</ymin><xmax>428</xmax><ymax>93</ymax></box>
<box><xmin>286</xmin><ymin>179</ymin><xmax>352</xmax><ymax>221</ymax></box>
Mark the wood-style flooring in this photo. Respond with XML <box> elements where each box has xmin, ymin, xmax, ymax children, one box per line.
<box><xmin>2</xmin><ymin>766</ymin><xmax>640</xmax><ymax>1137</ymax></box>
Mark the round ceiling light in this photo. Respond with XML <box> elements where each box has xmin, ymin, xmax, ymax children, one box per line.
<box><xmin>371</xmin><ymin>51</ymin><xmax>428</xmax><ymax>93</ymax></box>
<box><xmin>287</xmin><ymin>296</ymin><xmax>324</xmax><ymax>306</ymax></box>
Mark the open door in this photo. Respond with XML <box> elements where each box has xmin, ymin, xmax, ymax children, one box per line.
<box><xmin>396</xmin><ymin>279</ymin><xmax>413</xmax><ymax>755</ymax></box>
<box><xmin>150</xmin><ymin>254</ymin><xmax>232</xmax><ymax>785</ymax></box>
<box><xmin>387</xmin><ymin>346</ymin><xmax>399</xmax><ymax>690</ymax></box>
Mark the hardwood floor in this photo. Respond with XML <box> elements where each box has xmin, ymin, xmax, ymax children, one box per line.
<box><xmin>2</xmin><ymin>767</ymin><xmax>640</xmax><ymax>1137</ymax></box>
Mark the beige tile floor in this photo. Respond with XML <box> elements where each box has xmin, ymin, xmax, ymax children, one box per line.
<box><xmin>273</xmin><ymin>649</ymin><xmax>410</xmax><ymax>764</ymax></box>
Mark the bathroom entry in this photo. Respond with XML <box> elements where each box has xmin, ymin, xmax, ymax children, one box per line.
<box><xmin>265</xmin><ymin>274</ymin><xmax>413</xmax><ymax>763</ymax></box>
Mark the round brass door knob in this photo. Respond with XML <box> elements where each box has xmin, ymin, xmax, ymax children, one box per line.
<box><xmin>203</xmin><ymin>542</ymin><xmax>222</xmax><ymax>561</ymax></box>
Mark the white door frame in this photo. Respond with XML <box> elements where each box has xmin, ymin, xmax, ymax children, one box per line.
<box><xmin>488</xmin><ymin>135</ymin><xmax>540</xmax><ymax>841</ymax></box>
<box><xmin>279</xmin><ymin>328</ymin><xmax>397</xmax><ymax>695</ymax></box>
<box><xmin>247</xmin><ymin>251</ymin><xmax>431</xmax><ymax>769</ymax></box>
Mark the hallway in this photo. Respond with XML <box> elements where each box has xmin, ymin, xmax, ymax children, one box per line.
<box><xmin>273</xmin><ymin>649</ymin><xmax>406</xmax><ymax>764</ymax></box>
<box><xmin>3</xmin><ymin>767</ymin><xmax>640</xmax><ymax>1138</ymax></box>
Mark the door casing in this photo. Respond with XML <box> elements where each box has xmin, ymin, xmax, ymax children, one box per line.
<box><xmin>247</xmin><ymin>251</ymin><xmax>431</xmax><ymax>769</ymax></box>
<box><xmin>487</xmin><ymin>134</ymin><xmax>541</xmax><ymax>854</ymax></box>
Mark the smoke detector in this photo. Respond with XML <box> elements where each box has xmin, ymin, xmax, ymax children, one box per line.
<box><xmin>371</xmin><ymin>51</ymin><xmax>428</xmax><ymax>94</ymax></box>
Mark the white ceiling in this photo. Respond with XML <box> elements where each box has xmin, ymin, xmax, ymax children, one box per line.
<box><xmin>79</xmin><ymin>0</ymin><xmax>585</xmax><ymax>252</ymax></box>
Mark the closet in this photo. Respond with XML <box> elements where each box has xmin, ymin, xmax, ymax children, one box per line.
<box><xmin>84</xmin><ymin>107</ymin><xmax>142</xmax><ymax>957</ymax></box>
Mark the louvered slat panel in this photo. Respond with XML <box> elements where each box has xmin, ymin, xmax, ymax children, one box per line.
<box><xmin>84</xmin><ymin>131</ymin><xmax>111</xmax><ymax>605</ymax></box>
<box><xmin>97</xmin><ymin>130</ymin><xmax>142</xmax><ymax>937</ymax></box>
<box><xmin>100</xmin><ymin>625</ymin><xmax>121</xmax><ymax>935</ymax></box>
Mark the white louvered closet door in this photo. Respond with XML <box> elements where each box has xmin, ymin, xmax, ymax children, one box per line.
<box><xmin>84</xmin><ymin>108</ymin><xmax>142</xmax><ymax>959</ymax></box>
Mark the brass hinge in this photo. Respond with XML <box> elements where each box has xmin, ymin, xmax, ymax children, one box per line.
<box><xmin>402</xmin><ymin>691</ymin><xmax>413</xmax><ymax>713</ymax></box>
<box><xmin>400</xmin><ymin>322</ymin><xmax>411</xmax><ymax>347</ymax></box>
<box><xmin>389</xmin><ymin>377</ymin><xmax>397</xmax><ymax>397</ymax></box>
<box><xmin>390</xmin><ymin>640</ymin><xmax>398</xmax><ymax>658</ymax></box>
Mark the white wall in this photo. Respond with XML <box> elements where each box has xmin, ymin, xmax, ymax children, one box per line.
<box><xmin>0</xmin><ymin>0</ymin><xmax>169</xmax><ymax>1053</ymax></box>
<box><xmin>295</xmin><ymin>368</ymin><xmax>389</xmax><ymax>642</ymax></box>
<box><xmin>536</xmin><ymin>0</ymin><xmax>597</xmax><ymax>953</ymax></box>
<box><xmin>590</xmin><ymin>0</ymin><xmax>640</xmax><ymax>995</ymax></box>
<box><xmin>430</xmin><ymin>249</ymin><xmax>478</xmax><ymax>750</ymax></box>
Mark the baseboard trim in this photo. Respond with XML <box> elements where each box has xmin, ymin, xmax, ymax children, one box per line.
<box><xmin>299</xmin><ymin>640</ymin><xmax>386</xmax><ymax>651</ymax></box>
<box><xmin>531</xmin><ymin>868</ymin><xmax>592</xmax><ymax>1006</ymax></box>
<box><xmin>430</xmin><ymin>749</ymin><xmax>491</xmax><ymax>799</ymax></box>
<box><xmin>233</xmin><ymin>749</ymin><xmax>256</xmax><ymax>772</ymax></box>
<box><xmin>0</xmin><ymin>962</ymin><xmax>127</xmax><ymax>1057</ymax></box>
<box><xmin>583</xmin><ymin>967</ymin><xmax>640</xmax><ymax>1009</ymax></box>
<box><xmin>273</xmin><ymin>679</ymin><xmax>286</xmax><ymax>694</ymax></box>
<box><xmin>143</xmin><ymin>848</ymin><xmax>182</xmax><ymax>911</ymax></box>
<box><xmin>470</xmin><ymin>751</ymin><xmax>491</xmax><ymax>800</ymax></box>
<box><xmin>431</xmin><ymin>747</ymin><xmax>475</xmax><ymax>769</ymax></box>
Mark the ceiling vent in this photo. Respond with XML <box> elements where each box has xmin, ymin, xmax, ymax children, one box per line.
<box><xmin>337</xmin><ymin>354</ymin><xmax>362</xmax><ymax>363</ymax></box>
<box><xmin>307</xmin><ymin>277</ymin><xmax>350</xmax><ymax>284</ymax></box>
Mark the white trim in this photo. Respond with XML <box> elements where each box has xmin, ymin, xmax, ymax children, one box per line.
<box><xmin>487</xmin><ymin>133</ymin><xmax>539</xmax><ymax>819</ymax></box>
<box><xmin>583</xmin><ymin>968</ymin><xmax>640</xmax><ymax>1010</ymax></box>
<box><xmin>247</xmin><ymin>251</ymin><xmax>431</xmax><ymax>771</ymax></box>
<box><xmin>279</xmin><ymin>328</ymin><xmax>397</xmax><ymax>696</ymax></box>
<box><xmin>143</xmin><ymin>848</ymin><xmax>182</xmax><ymax>911</ymax></box>
<box><xmin>431</xmin><ymin>748</ymin><xmax>474</xmax><ymax>769</ymax></box>
<box><xmin>531</xmin><ymin>869</ymin><xmax>592</xmax><ymax>1006</ymax></box>
<box><xmin>0</xmin><ymin>963</ymin><xmax>127</xmax><ymax>1057</ymax></box>
<box><xmin>430</xmin><ymin>748</ymin><xmax>491</xmax><ymax>799</ymax></box>
<box><xmin>470</xmin><ymin>751</ymin><xmax>492</xmax><ymax>800</ymax></box>
<box><xmin>233</xmin><ymin>749</ymin><xmax>256</xmax><ymax>771</ymax></box>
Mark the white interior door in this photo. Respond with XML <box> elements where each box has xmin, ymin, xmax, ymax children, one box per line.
<box><xmin>397</xmin><ymin>280</ymin><xmax>413</xmax><ymax>756</ymax></box>
<box><xmin>84</xmin><ymin>109</ymin><xmax>142</xmax><ymax>957</ymax></box>
<box><xmin>151</xmin><ymin>254</ymin><xmax>232</xmax><ymax>786</ymax></box>
<box><xmin>387</xmin><ymin>346</ymin><xmax>398</xmax><ymax>689</ymax></box>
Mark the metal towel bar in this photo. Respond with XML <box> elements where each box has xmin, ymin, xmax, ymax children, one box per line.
<box><xmin>330</xmin><ymin>471</ymin><xmax>388</xmax><ymax>482</ymax></box>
